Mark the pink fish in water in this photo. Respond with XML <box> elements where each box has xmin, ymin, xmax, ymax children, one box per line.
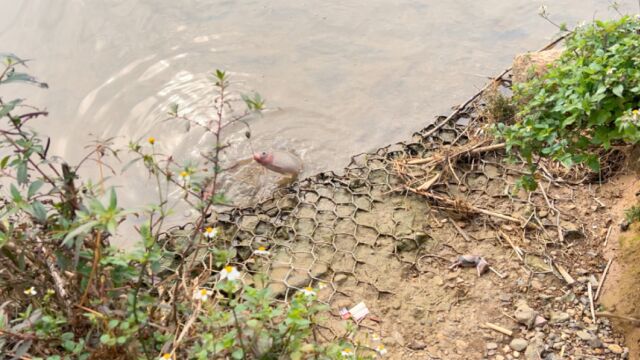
<box><xmin>253</xmin><ymin>150</ymin><xmax>303</xmax><ymax>176</ymax></box>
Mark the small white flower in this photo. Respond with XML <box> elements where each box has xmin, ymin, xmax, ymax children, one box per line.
<box><xmin>317</xmin><ymin>282</ymin><xmax>327</xmax><ymax>290</ymax></box>
<box><xmin>253</xmin><ymin>246</ymin><xmax>270</xmax><ymax>256</ymax></box>
<box><xmin>24</xmin><ymin>287</ymin><xmax>37</xmax><ymax>296</ymax></box>
<box><xmin>375</xmin><ymin>344</ymin><xmax>388</xmax><ymax>356</ymax></box>
<box><xmin>220</xmin><ymin>265</ymin><xmax>241</xmax><ymax>282</ymax></box>
<box><xmin>301</xmin><ymin>286</ymin><xmax>316</xmax><ymax>296</ymax></box>
<box><xmin>178</xmin><ymin>171</ymin><xmax>191</xmax><ymax>183</ymax></box>
<box><xmin>204</xmin><ymin>227</ymin><xmax>219</xmax><ymax>239</ymax></box>
<box><xmin>341</xmin><ymin>348</ymin><xmax>354</xmax><ymax>357</ymax></box>
<box><xmin>193</xmin><ymin>288</ymin><xmax>213</xmax><ymax>301</ymax></box>
<box><xmin>371</xmin><ymin>334</ymin><xmax>381</xmax><ymax>342</ymax></box>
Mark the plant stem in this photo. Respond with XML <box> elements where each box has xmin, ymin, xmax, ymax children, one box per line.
<box><xmin>79</xmin><ymin>231</ymin><xmax>102</xmax><ymax>306</ymax></box>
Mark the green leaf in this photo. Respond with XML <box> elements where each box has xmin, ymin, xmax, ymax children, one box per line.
<box><xmin>612</xmin><ymin>84</ymin><xmax>624</xmax><ymax>97</ymax></box>
<box><xmin>10</xmin><ymin>184</ymin><xmax>22</xmax><ymax>202</ymax></box>
<box><xmin>27</xmin><ymin>180</ymin><xmax>44</xmax><ymax>199</ymax></box>
<box><xmin>0</xmin><ymin>71</ymin><xmax>48</xmax><ymax>88</ymax></box>
<box><xmin>0</xmin><ymin>99</ymin><xmax>21</xmax><ymax>118</ymax></box>
<box><xmin>30</xmin><ymin>201</ymin><xmax>48</xmax><ymax>223</ymax></box>
<box><xmin>16</xmin><ymin>162</ymin><xmax>28</xmax><ymax>185</ymax></box>
<box><xmin>108</xmin><ymin>188</ymin><xmax>117</xmax><ymax>211</ymax></box>
<box><xmin>586</xmin><ymin>156</ymin><xmax>601</xmax><ymax>171</ymax></box>
<box><xmin>62</xmin><ymin>220</ymin><xmax>99</xmax><ymax>247</ymax></box>
<box><xmin>0</xmin><ymin>155</ymin><xmax>10</xmax><ymax>169</ymax></box>
<box><xmin>232</xmin><ymin>349</ymin><xmax>244</xmax><ymax>359</ymax></box>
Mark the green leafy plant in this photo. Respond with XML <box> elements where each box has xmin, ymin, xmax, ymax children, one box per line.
<box><xmin>0</xmin><ymin>54</ymin><xmax>370</xmax><ymax>359</ymax></box>
<box><xmin>497</xmin><ymin>16</ymin><xmax>640</xmax><ymax>189</ymax></box>
<box><xmin>625</xmin><ymin>204</ymin><xmax>640</xmax><ymax>224</ymax></box>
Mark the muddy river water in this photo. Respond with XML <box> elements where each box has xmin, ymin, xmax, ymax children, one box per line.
<box><xmin>0</xmin><ymin>0</ymin><xmax>634</xmax><ymax>214</ymax></box>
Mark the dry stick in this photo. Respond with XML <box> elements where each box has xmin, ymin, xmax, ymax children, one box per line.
<box><xmin>594</xmin><ymin>258</ymin><xmax>613</xmax><ymax>301</ymax></box>
<box><xmin>36</xmin><ymin>237</ymin><xmax>73</xmax><ymax>319</ymax></box>
<box><xmin>469</xmin><ymin>143</ymin><xmax>506</xmax><ymax>154</ymax></box>
<box><xmin>171</xmin><ymin>302</ymin><xmax>202</xmax><ymax>354</ymax></box>
<box><xmin>538</xmin><ymin>181</ymin><xmax>564</xmax><ymax>243</ymax></box>
<box><xmin>484</xmin><ymin>322</ymin><xmax>513</xmax><ymax>336</ymax></box>
<box><xmin>554</xmin><ymin>263</ymin><xmax>576</xmax><ymax>286</ymax></box>
<box><xmin>499</xmin><ymin>231</ymin><xmax>524</xmax><ymax>262</ymax></box>
<box><xmin>488</xmin><ymin>266</ymin><xmax>507</xmax><ymax>279</ymax></box>
<box><xmin>587</xmin><ymin>283</ymin><xmax>596</xmax><ymax>323</ymax></box>
<box><xmin>603</xmin><ymin>225</ymin><xmax>613</xmax><ymax>247</ymax></box>
<box><xmin>417</xmin><ymin>172</ymin><xmax>441</xmax><ymax>191</ymax></box>
<box><xmin>407</xmin><ymin>138</ymin><xmax>492</xmax><ymax>165</ymax></box>
<box><xmin>408</xmin><ymin>188</ymin><xmax>523</xmax><ymax>224</ymax></box>
<box><xmin>448</xmin><ymin>215</ymin><xmax>472</xmax><ymax>242</ymax></box>
<box><xmin>596</xmin><ymin>311</ymin><xmax>640</xmax><ymax>324</ymax></box>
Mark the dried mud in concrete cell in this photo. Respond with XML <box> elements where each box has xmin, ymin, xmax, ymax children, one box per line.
<box><xmin>166</xmin><ymin>73</ymin><xmax>633</xmax><ymax>358</ymax></box>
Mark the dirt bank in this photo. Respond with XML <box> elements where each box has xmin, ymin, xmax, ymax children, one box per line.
<box><xmin>600</xmin><ymin>173</ymin><xmax>640</xmax><ymax>360</ymax></box>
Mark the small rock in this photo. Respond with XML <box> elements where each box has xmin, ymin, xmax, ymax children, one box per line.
<box><xmin>412</xmin><ymin>309</ymin><xmax>426</xmax><ymax>322</ymax></box>
<box><xmin>549</xmin><ymin>311</ymin><xmax>570</xmax><ymax>324</ymax></box>
<box><xmin>621</xmin><ymin>220</ymin><xmax>630</xmax><ymax>231</ymax></box>
<box><xmin>445</xmin><ymin>272</ymin><xmax>459</xmax><ymax>281</ymax></box>
<box><xmin>392</xmin><ymin>331</ymin><xmax>405</xmax><ymax>347</ymax></box>
<box><xmin>524</xmin><ymin>334</ymin><xmax>544</xmax><ymax>360</ymax></box>
<box><xmin>408</xmin><ymin>340</ymin><xmax>426</xmax><ymax>350</ymax></box>
<box><xmin>576</xmin><ymin>268</ymin><xmax>589</xmax><ymax>275</ymax></box>
<box><xmin>515</xmin><ymin>302</ymin><xmax>538</xmax><ymax>328</ymax></box>
<box><xmin>334</xmin><ymin>274</ymin><xmax>348</xmax><ymax>284</ymax></box>
<box><xmin>576</xmin><ymin>330</ymin><xmax>602</xmax><ymax>348</ymax></box>
<box><xmin>607</xmin><ymin>343</ymin><xmax>623</xmax><ymax>354</ymax></box>
<box><xmin>455</xmin><ymin>339</ymin><xmax>468</xmax><ymax>350</ymax></box>
<box><xmin>510</xmin><ymin>338</ymin><xmax>528</xmax><ymax>352</ymax></box>
<box><xmin>534</xmin><ymin>315</ymin><xmax>547</xmax><ymax>328</ymax></box>
<box><xmin>487</xmin><ymin>342</ymin><xmax>499</xmax><ymax>350</ymax></box>
<box><xmin>496</xmin><ymin>356</ymin><xmax>505</xmax><ymax>360</ymax></box>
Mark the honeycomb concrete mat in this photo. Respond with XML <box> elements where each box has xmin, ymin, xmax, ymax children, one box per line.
<box><xmin>166</xmin><ymin>80</ymin><xmax>626</xmax><ymax>358</ymax></box>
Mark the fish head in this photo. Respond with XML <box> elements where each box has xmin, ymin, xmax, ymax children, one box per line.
<box><xmin>253</xmin><ymin>151</ymin><xmax>274</xmax><ymax>165</ymax></box>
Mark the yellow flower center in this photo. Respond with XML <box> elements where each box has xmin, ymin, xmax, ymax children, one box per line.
<box><xmin>199</xmin><ymin>289</ymin><xmax>207</xmax><ymax>295</ymax></box>
<box><xmin>633</xmin><ymin>109</ymin><xmax>639</xmax><ymax>115</ymax></box>
<box><xmin>343</xmin><ymin>348</ymin><xmax>352</xmax><ymax>353</ymax></box>
<box><xmin>224</xmin><ymin>265</ymin><xmax>233</xmax><ymax>273</ymax></box>
<box><xmin>180</xmin><ymin>171</ymin><xmax>188</xmax><ymax>178</ymax></box>
<box><xmin>258</xmin><ymin>246</ymin><xmax>266</xmax><ymax>251</ymax></box>
<box><xmin>161</xmin><ymin>354</ymin><xmax>171</xmax><ymax>360</ymax></box>
<box><xmin>148</xmin><ymin>137</ymin><xmax>155</xmax><ymax>144</ymax></box>
<box><xmin>205</xmin><ymin>227</ymin><xmax>213</xmax><ymax>233</ymax></box>
<box><xmin>304</xmin><ymin>286</ymin><xmax>314</xmax><ymax>292</ymax></box>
